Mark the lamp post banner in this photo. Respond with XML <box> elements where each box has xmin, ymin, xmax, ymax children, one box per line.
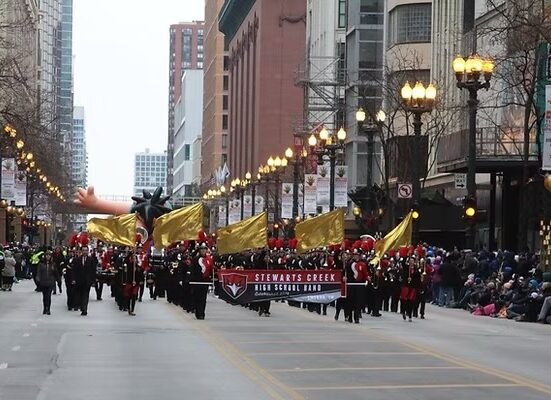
<box><xmin>281</xmin><ymin>183</ymin><xmax>293</xmax><ymax>219</ymax></box>
<box><xmin>217</xmin><ymin>269</ymin><xmax>342</xmax><ymax>305</ymax></box>
<box><xmin>304</xmin><ymin>174</ymin><xmax>318</xmax><ymax>215</ymax></box>
<box><xmin>334</xmin><ymin>165</ymin><xmax>348</xmax><ymax>208</ymax></box>
<box><xmin>316</xmin><ymin>163</ymin><xmax>330</xmax><ymax>212</ymax></box>
<box><xmin>218</xmin><ymin>205</ymin><xmax>227</xmax><ymax>227</ymax></box>
<box><xmin>228</xmin><ymin>199</ymin><xmax>241</xmax><ymax>224</ymax></box>
<box><xmin>254</xmin><ymin>195</ymin><xmax>264</xmax><ymax>215</ymax></box>
<box><xmin>1</xmin><ymin>158</ymin><xmax>16</xmax><ymax>202</ymax></box>
<box><xmin>243</xmin><ymin>195</ymin><xmax>253</xmax><ymax>218</ymax></box>
<box><xmin>543</xmin><ymin>85</ymin><xmax>551</xmax><ymax>171</ymax></box>
<box><xmin>15</xmin><ymin>172</ymin><xmax>26</xmax><ymax>206</ymax></box>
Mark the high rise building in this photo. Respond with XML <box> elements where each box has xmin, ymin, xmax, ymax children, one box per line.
<box><xmin>72</xmin><ymin>106</ymin><xmax>87</xmax><ymax>230</ymax></box>
<box><xmin>201</xmin><ymin>0</ymin><xmax>229</xmax><ymax>189</ymax></box>
<box><xmin>172</xmin><ymin>69</ymin><xmax>203</xmax><ymax>201</ymax></box>
<box><xmin>38</xmin><ymin>0</ymin><xmax>61</xmax><ymax>135</ymax></box>
<box><xmin>134</xmin><ymin>149</ymin><xmax>168</xmax><ymax>197</ymax></box>
<box><xmin>167</xmin><ymin>21</ymin><xmax>205</xmax><ymax>195</ymax></box>
<box><xmin>345</xmin><ymin>0</ymin><xmax>385</xmax><ymax>190</ymax></box>
<box><xmin>219</xmin><ymin>0</ymin><xmax>306</xmax><ymax>178</ymax></box>
<box><xmin>58</xmin><ymin>0</ymin><xmax>74</xmax><ymax>165</ymax></box>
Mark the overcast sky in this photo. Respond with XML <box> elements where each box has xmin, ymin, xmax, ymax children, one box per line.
<box><xmin>73</xmin><ymin>0</ymin><xmax>204</xmax><ymax>197</ymax></box>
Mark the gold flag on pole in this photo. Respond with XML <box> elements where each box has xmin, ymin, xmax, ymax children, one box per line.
<box><xmin>87</xmin><ymin>214</ymin><xmax>136</xmax><ymax>247</ymax></box>
<box><xmin>216</xmin><ymin>212</ymin><xmax>267</xmax><ymax>255</ymax></box>
<box><xmin>153</xmin><ymin>202</ymin><xmax>204</xmax><ymax>248</ymax></box>
<box><xmin>370</xmin><ymin>211</ymin><xmax>413</xmax><ymax>264</ymax></box>
<box><xmin>295</xmin><ymin>208</ymin><xmax>344</xmax><ymax>253</ymax></box>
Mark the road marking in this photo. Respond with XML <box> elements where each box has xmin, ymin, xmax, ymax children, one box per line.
<box><xmin>169</xmin><ymin>305</ymin><xmax>304</xmax><ymax>400</ymax></box>
<box><xmin>0</xmin><ymin>363</ymin><xmax>7</xmax><ymax>369</ymax></box>
<box><xmin>271</xmin><ymin>366</ymin><xmax>469</xmax><ymax>372</ymax></box>
<box><xmin>283</xmin><ymin>304</ymin><xmax>551</xmax><ymax>396</ymax></box>
<box><xmin>248</xmin><ymin>352</ymin><xmax>422</xmax><ymax>356</ymax></box>
<box><xmin>11</xmin><ymin>346</ymin><xmax>20</xmax><ymax>352</ymax></box>
<box><xmin>293</xmin><ymin>383</ymin><xmax>525</xmax><ymax>391</ymax></box>
<box><xmin>22</xmin><ymin>333</ymin><xmax>30</xmax><ymax>337</ymax></box>
<box><xmin>237</xmin><ymin>339</ymin><xmax>388</xmax><ymax>344</ymax></box>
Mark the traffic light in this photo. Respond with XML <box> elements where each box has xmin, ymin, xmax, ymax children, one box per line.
<box><xmin>411</xmin><ymin>202</ymin><xmax>420</xmax><ymax>220</ymax></box>
<box><xmin>462</xmin><ymin>196</ymin><xmax>477</xmax><ymax>219</ymax></box>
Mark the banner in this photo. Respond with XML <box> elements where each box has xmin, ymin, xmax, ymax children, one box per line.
<box><xmin>87</xmin><ymin>214</ymin><xmax>136</xmax><ymax>247</ymax></box>
<box><xmin>14</xmin><ymin>171</ymin><xmax>26</xmax><ymax>206</ymax></box>
<box><xmin>281</xmin><ymin>183</ymin><xmax>293</xmax><ymax>219</ymax></box>
<box><xmin>295</xmin><ymin>208</ymin><xmax>344</xmax><ymax>253</ymax></box>
<box><xmin>216</xmin><ymin>212</ymin><xmax>267</xmax><ymax>255</ymax></box>
<box><xmin>228</xmin><ymin>199</ymin><xmax>241</xmax><ymax>224</ymax></box>
<box><xmin>218</xmin><ymin>205</ymin><xmax>227</xmax><ymax>227</ymax></box>
<box><xmin>1</xmin><ymin>158</ymin><xmax>16</xmax><ymax>202</ymax></box>
<box><xmin>371</xmin><ymin>211</ymin><xmax>413</xmax><ymax>265</ymax></box>
<box><xmin>334</xmin><ymin>165</ymin><xmax>348</xmax><ymax>208</ymax></box>
<box><xmin>217</xmin><ymin>269</ymin><xmax>342</xmax><ymax>304</ymax></box>
<box><xmin>243</xmin><ymin>195</ymin><xmax>252</xmax><ymax>218</ymax></box>
<box><xmin>153</xmin><ymin>202</ymin><xmax>203</xmax><ymax>248</ymax></box>
<box><xmin>304</xmin><ymin>174</ymin><xmax>317</xmax><ymax>215</ymax></box>
<box><xmin>316</xmin><ymin>163</ymin><xmax>330</xmax><ymax>213</ymax></box>
<box><xmin>543</xmin><ymin>85</ymin><xmax>551</xmax><ymax>170</ymax></box>
<box><xmin>254</xmin><ymin>195</ymin><xmax>264</xmax><ymax>215</ymax></box>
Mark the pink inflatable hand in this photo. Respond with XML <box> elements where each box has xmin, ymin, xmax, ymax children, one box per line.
<box><xmin>74</xmin><ymin>186</ymin><xmax>132</xmax><ymax>216</ymax></box>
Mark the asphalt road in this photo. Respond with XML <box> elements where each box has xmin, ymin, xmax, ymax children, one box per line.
<box><xmin>1</xmin><ymin>280</ymin><xmax>550</xmax><ymax>400</ymax></box>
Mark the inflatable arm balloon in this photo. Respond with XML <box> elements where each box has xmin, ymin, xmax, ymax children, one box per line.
<box><xmin>74</xmin><ymin>186</ymin><xmax>132</xmax><ymax>216</ymax></box>
<box><xmin>74</xmin><ymin>186</ymin><xmax>172</xmax><ymax>233</ymax></box>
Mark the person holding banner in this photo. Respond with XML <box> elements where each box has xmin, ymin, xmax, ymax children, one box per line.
<box><xmin>189</xmin><ymin>244</ymin><xmax>212</xmax><ymax>320</ymax></box>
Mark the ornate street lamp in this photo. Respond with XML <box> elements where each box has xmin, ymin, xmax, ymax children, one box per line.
<box><xmin>401</xmin><ymin>81</ymin><xmax>436</xmax><ymax>245</ymax></box>
<box><xmin>356</xmin><ymin>107</ymin><xmax>386</xmax><ymax>189</ymax></box>
<box><xmin>309</xmin><ymin>126</ymin><xmax>347</xmax><ymax>211</ymax></box>
<box><xmin>453</xmin><ymin>54</ymin><xmax>494</xmax><ymax>250</ymax></box>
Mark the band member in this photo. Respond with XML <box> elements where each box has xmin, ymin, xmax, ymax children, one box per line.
<box><xmin>189</xmin><ymin>244</ymin><xmax>212</xmax><ymax>320</ymax></box>
<box><xmin>124</xmin><ymin>253</ymin><xmax>142</xmax><ymax>316</ymax></box>
<box><xmin>371</xmin><ymin>266</ymin><xmax>383</xmax><ymax>317</ymax></box>
<box><xmin>72</xmin><ymin>245</ymin><xmax>98</xmax><ymax>316</ymax></box>
<box><xmin>345</xmin><ymin>250</ymin><xmax>368</xmax><ymax>323</ymax></box>
<box><xmin>400</xmin><ymin>257</ymin><xmax>420</xmax><ymax>322</ymax></box>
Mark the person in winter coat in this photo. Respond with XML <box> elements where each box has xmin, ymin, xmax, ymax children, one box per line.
<box><xmin>36</xmin><ymin>251</ymin><xmax>59</xmax><ymax>315</ymax></box>
<box><xmin>1</xmin><ymin>250</ymin><xmax>16</xmax><ymax>291</ymax></box>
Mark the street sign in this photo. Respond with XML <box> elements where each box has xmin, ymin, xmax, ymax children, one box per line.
<box><xmin>397</xmin><ymin>183</ymin><xmax>413</xmax><ymax>199</ymax></box>
<box><xmin>454</xmin><ymin>173</ymin><xmax>467</xmax><ymax>189</ymax></box>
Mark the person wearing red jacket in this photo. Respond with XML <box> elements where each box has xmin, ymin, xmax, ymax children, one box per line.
<box><xmin>344</xmin><ymin>251</ymin><xmax>368</xmax><ymax>323</ymax></box>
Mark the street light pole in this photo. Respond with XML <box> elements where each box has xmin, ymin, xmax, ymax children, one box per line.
<box><xmin>356</xmin><ymin>108</ymin><xmax>386</xmax><ymax>190</ymax></box>
<box><xmin>401</xmin><ymin>81</ymin><xmax>437</xmax><ymax>245</ymax></box>
<box><xmin>453</xmin><ymin>54</ymin><xmax>494</xmax><ymax>250</ymax></box>
<box><xmin>309</xmin><ymin>127</ymin><xmax>347</xmax><ymax>213</ymax></box>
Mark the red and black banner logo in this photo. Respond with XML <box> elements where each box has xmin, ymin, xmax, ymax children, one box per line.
<box><xmin>217</xmin><ymin>269</ymin><xmax>342</xmax><ymax>305</ymax></box>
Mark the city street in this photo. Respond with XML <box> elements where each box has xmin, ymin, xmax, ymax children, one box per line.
<box><xmin>0</xmin><ymin>280</ymin><xmax>550</xmax><ymax>400</ymax></box>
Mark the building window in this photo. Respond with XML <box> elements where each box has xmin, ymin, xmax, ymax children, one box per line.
<box><xmin>222</xmin><ymin>95</ymin><xmax>228</xmax><ymax>110</ymax></box>
<box><xmin>223</xmin><ymin>75</ymin><xmax>229</xmax><ymax>91</ymax></box>
<box><xmin>338</xmin><ymin>0</ymin><xmax>346</xmax><ymax>28</ymax></box>
<box><xmin>222</xmin><ymin>134</ymin><xmax>228</xmax><ymax>149</ymax></box>
<box><xmin>184</xmin><ymin>144</ymin><xmax>191</xmax><ymax>160</ymax></box>
<box><xmin>223</xmin><ymin>56</ymin><xmax>229</xmax><ymax>71</ymax></box>
<box><xmin>222</xmin><ymin>114</ymin><xmax>228</xmax><ymax>130</ymax></box>
<box><xmin>388</xmin><ymin>4</ymin><xmax>431</xmax><ymax>46</ymax></box>
<box><xmin>359</xmin><ymin>0</ymin><xmax>384</xmax><ymax>25</ymax></box>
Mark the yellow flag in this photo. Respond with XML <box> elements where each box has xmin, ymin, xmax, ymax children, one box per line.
<box><xmin>153</xmin><ymin>202</ymin><xmax>203</xmax><ymax>248</ymax></box>
<box><xmin>295</xmin><ymin>209</ymin><xmax>344</xmax><ymax>253</ymax></box>
<box><xmin>217</xmin><ymin>212</ymin><xmax>267</xmax><ymax>255</ymax></box>
<box><xmin>370</xmin><ymin>211</ymin><xmax>413</xmax><ymax>264</ymax></box>
<box><xmin>87</xmin><ymin>214</ymin><xmax>136</xmax><ymax>247</ymax></box>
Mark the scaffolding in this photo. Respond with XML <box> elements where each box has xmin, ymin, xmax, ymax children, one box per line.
<box><xmin>294</xmin><ymin>55</ymin><xmax>346</xmax><ymax>137</ymax></box>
